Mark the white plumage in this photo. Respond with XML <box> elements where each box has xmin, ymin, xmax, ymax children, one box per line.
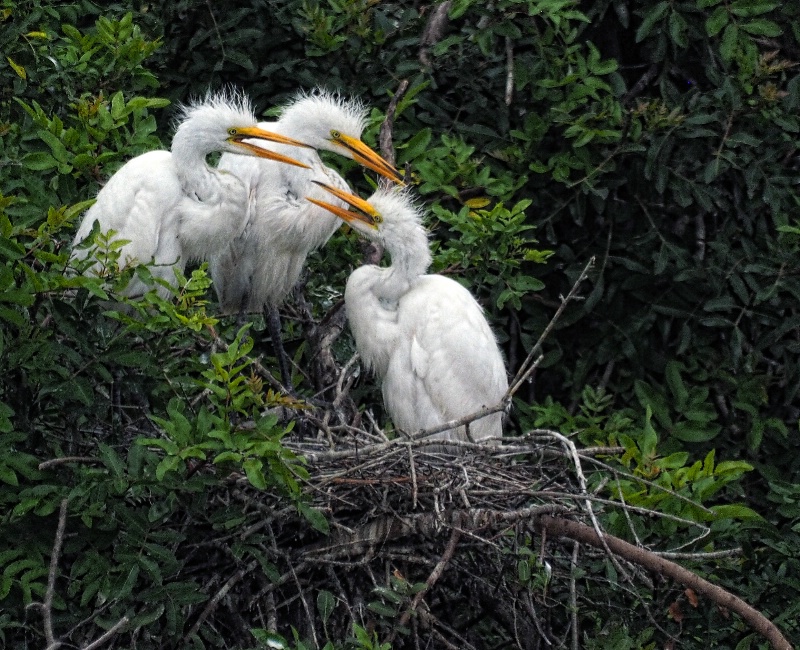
<box><xmin>210</xmin><ymin>89</ymin><xmax>403</xmax><ymax>314</ymax></box>
<box><xmin>70</xmin><ymin>92</ymin><xmax>310</xmax><ymax>298</ymax></box>
<box><xmin>308</xmin><ymin>185</ymin><xmax>508</xmax><ymax>445</ymax></box>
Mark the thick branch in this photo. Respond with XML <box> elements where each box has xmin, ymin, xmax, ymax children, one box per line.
<box><xmin>536</xmin><ymin>515</ymin><xmax>793</xmax><ymax>650</ymax></box>
<box><xmin>419</xmin><ymin>2</ymin><xmax>452</xmax><ymax>68</ymax></box>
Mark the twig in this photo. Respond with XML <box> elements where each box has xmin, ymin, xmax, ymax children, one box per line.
<box><xmin>505</xmin><ymin>37</ymin><xmax>514</xmax><ymax>106</ymax></box>
<box><xmin>508</xmin><ymin>257</ymin><xmax>595</xmax><ymax>397</ymax></box>
<box><xmin>39</xmin><ymin>456</ymin><xmax>102</xmax><ymax>470</ymax></box>
<box><xmin>570</xmin><ymin>541</ymin><xmax>579</xmax><ymax>650</ymax></box>
<box><xmin>621</xmin><ymin>63</ymin><xmax>659</xmax><ymax>105</ymax></box>
<box><xmin>379</xmin><ymin>79</ymin><xmax>409</xmax><ymax>170</ymax></box>
<box><xmin>419</xmin><ymin>2</ymin><xmax>452</xmax><ymax>68</ymax></box>
<box><xmin>290</xmin><ymin>561</ymin><xmax>318</xmax><ymax>648</ymax></box>
<box><xmin>384</xmin><ymin>523</ymin><xmax>462</xmax><ymax>645</ymax></box>
<box><xmin>409</xmin><ymin>445</ymin><xmax>419</xmax><ymax>509</ymax></box>
<box><xmin>80</xmin><ymin>616</ymin><xmax>129</xmax><ymax>650</ymax></box>
<box><xmin>544</xmin><ymin>430</ymin><xmax>633</xmax><ymax>584</ymax></box>
<box><xmin>655</xmin><ymin>548</ymin><xmax>743</xmax><ymax>560</ymax></box>
<box><xmin>183</xmin><ymin>559</ymin><xmax>259</xmax><ymax>642</ymax></box>
<box><xmin>43</xmin><ymin>499</ymin><xmax>69</xmax><ymax>650</ymax></box>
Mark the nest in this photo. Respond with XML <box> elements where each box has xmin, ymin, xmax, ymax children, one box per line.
<box><xmin>178</xmin><ymin>429</ymin><xmax>721</xmax><ymax>649</ymax></box>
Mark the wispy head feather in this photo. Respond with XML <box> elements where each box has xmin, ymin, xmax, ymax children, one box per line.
<box><xmin>174</xmin><ymin>88</ymin><xmax>256</xmax><ymax>133</ymax></box>
<box><xmin>275</xmin><ymin>87</ymin><xmax>368</xmax><ymax>149</ymax></box>
<box><xmin>281</xmin><ymin>88</ymin><xmax>367</xmax><ymax>131</ymax></box>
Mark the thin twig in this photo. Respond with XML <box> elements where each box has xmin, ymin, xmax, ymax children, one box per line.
<box><xmin>505</xmin><ymin>37</ymin><xmax>514</xmax><ymax>106</ymax></box>
<box><xmin>43</xmin><ymin>499</ymin><xmax>69</xmax><ymax>650</ymax></box>
<box><xmin>570</xmin><ymin>541</ymin><xmax>580</xmax><ymax>650</ymax></box>
<box><xmin>544</xmin><ymin>430</ymin><xmax>633</xmax><ymax>583</ymax></box>
<box><xmin>537</xmin><ymin>515</ymin><xmax>793</xmax><ymax>650</ymax></box>
<box><xmin>419</xmin><ymin>2</ymin><xmax>452</xmax><ymax>68</ymax></box>
<box><xmin>80</xmin><ymin>616</ymin><xmax>129</xmax><ymax>650</ymax></box>
<box><xmin>508</xmin><ymin>257</ymin><xmax>595</xmax><ymax>397</ymax></box>
<box><xmin>384</xmin><ymin>523</ymin><xmax>462</xmax><ymax>645</ymax></box>
<box><xmin>39</xmin><ymin>456</ymin><xmax>102</xmax><ymax>470</ymax></box>
<box><xmin>183</xmin><ymin>559</ymin><xmax>259</xmax><ymax>642</ymax></box>
<box><xmin>379</xmin><ymin>79</ymin><xmax>409</xmax><ymax>170</ymax></box>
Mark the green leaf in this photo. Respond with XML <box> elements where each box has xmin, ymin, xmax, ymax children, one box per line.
<box><xmin>243</xmin><ymin>457</ymin><xmax>266</xmax><ymax>489</ymax></box>
<box><xmin>729</xmin><ymin>0</ymin><xmax>779</xmax><ymax>17</ymax></box>
<box><xmin>98</xmin><ymin>443</ymin><xmax>125</xmax><ymax>478</ymax></box>
<box><xmin>710</xmin><ymin>504</ymin><xmax>762</xmax><ymax>520</ymax></box>
<box><xmin>21</xmin><ymin>152</ymin><xmax>59</xmax><ymax>171</ymax></box>
<box><xmin>740</xmin><ymin>19</ymin><xmax>781</xmax><ymax>36</ymax></box>
<box><xmin>0</xmin><ymin>464</ymin><xmax>18</xmax><ymax>486</ymax></box>
<box><xmin>665</xmin><ymin>361</ymin><xmax>688</xmax><ymax>408</ymax></box>
<box><xmin>512</xmin><ymin>275</ymin><xmax>545</xmax><ymax>292</ymax></box>
<box><xmin>635</xmin><ymin>1</ymin><xmax>669</xmax><ymax>42</ymax></box>
<box><xmin>317</xmin><ymin>589</ymin><xmax>336</xmax><ymax>624</ymax></box>
<box><xmin>367</xmin><ymin>600</ymin><xmax>397</xmax><ymax>617</ymax></box>
<box><xmin>705</xmin><ymin>6</ymin><xmax>729</xmax><ymax>36</ymax></box>
<box><xmin>298</xmin><ymin>502</ymin><xmax>329</xmax><ymax>534</ymax></box>
<box><xmin>0</xmin><ymin>238</ymin><xmax>25</xmax><ymax>261</ymax></box>
<box><xmin>720</xmin><ymin>23</ymin><xmax>739</xmax><ymax>61</ymax></box>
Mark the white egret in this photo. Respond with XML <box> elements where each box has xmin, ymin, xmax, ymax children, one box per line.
<box><xmin>70</xmin><ymin>92</ymin><xmax>311</xmax><ymax>299</ymax></box>
<box><xmin>307</xmin><ymin>184</ymin><xmax>508</xmax><ymax>446</ymax></box>
<box><xmin>210</xmin><ymin>89</ymin><xmax>403</xmax><ymax>313</ymax></box>
<box><xmin>208</xmin><ymin>89</ymin><xmax>404</xmax><ymax>385</ymax></box>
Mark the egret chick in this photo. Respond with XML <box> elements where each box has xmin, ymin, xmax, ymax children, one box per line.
<box><xmin>308</xmin><ymin>184</ymin><xmax>508</xmax><ymax>447</ymax></box>
<box><xmin>210</xmin><ymin>89</ymin><xmax>404</xmax><ymax>315</ymax></box>
<box><xmin>70</xmin><ymin>91</ymin><xmax>311</xmax><ymax>299</ymax></box>
<box><xmin>209</xmin><ymin>89</ymin><xmax>404</xmax><ymax>386</ymax></box>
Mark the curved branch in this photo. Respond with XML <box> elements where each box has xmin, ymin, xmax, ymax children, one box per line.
<box><xmin>536</xmin><ymin>515</ymin><xmax>793</xmax><ymax>650</ymax></box>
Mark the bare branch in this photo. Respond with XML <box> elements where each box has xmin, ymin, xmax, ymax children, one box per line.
<box><xmin>505</xmin><ymin>37</ymin><xmax>514</xmax><ymax>106</ymax></box>
<box><xmin>80</xmin><ymin>616</ymin><xmax>129</xmax><ymax>650</ymax></box>
<box><xmin>537</xmin><ymin>514</ymin><xmax>793</xmax><ymax>650</ymax></box>
<box><xmin>419</xmin><ymin>2</ymin><xmax>452</xmax><ymax>68</ymax></box>
<box><xmin>385</xmin><ymin>523</ymin><xmax>462</xmax><ymax>645</ymax></box>
<box><xmin>39</xmin><ymin>456</ymin><xmax>102</xmax><ymax>470</ymax></box>
<box><xmin>43</xmin><ymin>499</ymin><xmax>69</xmax><ymax>650</ymax></box>
<box><xmin>509</xmin><ymin>256</ymin><xmax>595</xmax><ymax>397</ymax></box>
<box><xmin>379</xmin><ymin>79</ymin><xmax>410</xmax><ymax>170</ymax></box>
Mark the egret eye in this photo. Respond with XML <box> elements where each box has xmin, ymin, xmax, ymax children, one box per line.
<box><xmin>330</xmin><ymin>129</ymin><xmax>341</xmax><ymax>140</ymax></box>
<box><xmin>373</xmin><ymin>213</ymin><xmax>383</xmax><ymax>224</ymax></box>
<box><xmin>228</xmin><ymin>128</ymin><xmax>238</xmax><ymax>136</ymax></box>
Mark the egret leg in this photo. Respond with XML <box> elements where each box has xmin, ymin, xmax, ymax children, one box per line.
<box><xmin>265</xmin><ymin>305</ymin><xmax>293</xmax><ymax>391</ymax></box>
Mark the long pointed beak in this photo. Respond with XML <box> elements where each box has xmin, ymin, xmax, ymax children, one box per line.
<box><xmin>334</xmin><ymin>133</ymin><xmax>405</xmax><ymax>185</ymax></box>
<box><xmin>229</xmin><ymin>126</ymin><xmax>313</xmax><ymax>169</ymax></box>
<box><xmin>306</xmin><ymin>181</ymin><xmax>380</xmax><ymax>229</ymax></box>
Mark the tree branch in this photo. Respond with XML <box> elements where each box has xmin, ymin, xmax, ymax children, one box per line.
<box><xmin>536</xmin><ymin>515</ymin><xmax>793</xmax><ymax>650</ymax></box>
<box><xmin>43</xmin><ymin>499</ymin><xmax>69</xmax><ymax>650</ymax></box>
<box><xmin>80</xmin><ymin>616</ymin><xmax>129</xmax><ymax>650</ymax></box>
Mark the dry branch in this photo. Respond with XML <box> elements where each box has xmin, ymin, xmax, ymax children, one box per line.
<box><xmin>419</xmin><ymin>2</ymin><xmax>452</xmax><ymax>68</ymax></box>
<box><xmin>379</xmin><ymin>79</ymin><xmax>409</xmax><ymax>170</ymax></box>
<box><xmin>43</xmin><ymin>499</ymin><xmax>69</xmax><ymax>650</ymax></box>
<box><xmin>536</xmin><ymin>515</ymin><xmax>793</xmax><ymax>650</ymax></box>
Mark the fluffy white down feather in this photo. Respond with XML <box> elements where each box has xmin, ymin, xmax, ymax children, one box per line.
<box><xmin>210</xmin><ymin>90</ymin><xmax>374</xmax><ymax>313</ymax></box>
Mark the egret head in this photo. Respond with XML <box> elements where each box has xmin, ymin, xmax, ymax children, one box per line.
<box><xmin>280</xmin><ymin>89</ymin><xmax>404</xmax><ymax>184</ymax></box>
<box><xmin>175</xmin><ymin>91</ymin><xmax>312</xmax><ymax>168</ymax></box>
<box><xmin>307</xmin><ymin>183</ymin><xmax>430</xmax><ymax>273</ymax></box>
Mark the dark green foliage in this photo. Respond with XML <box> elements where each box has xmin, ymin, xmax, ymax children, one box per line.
<box><xmin>1</xmin><ymin>0</ymin><xmax>799</xmax><ymax>647</ymax></box>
